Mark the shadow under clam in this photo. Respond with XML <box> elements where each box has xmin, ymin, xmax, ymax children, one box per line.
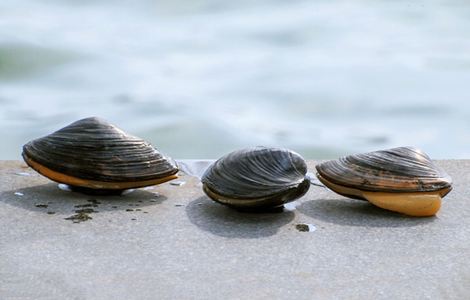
<box><xmin>1</xmin><ymin>183</ymin><xmax>167</xmax><ymax>216</ymax></box>
<box><xmin>185</xmin><ymin>196</ymin><xmax>295</xmax><ymax>239</ymax></box>
<box><xmin>297</xmin><ymin>198</ymin><xmax>437</xmax><ymax>228</ymax></box>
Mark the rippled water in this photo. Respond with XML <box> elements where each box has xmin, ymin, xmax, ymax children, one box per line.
<box><xmin>1</xmin><ymin>0</ymin><xmax>470</xmax><ymax>159</ymax></box>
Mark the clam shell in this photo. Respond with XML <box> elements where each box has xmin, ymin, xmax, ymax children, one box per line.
<box><xmin>22</xmin><ymin>117</ymin><xmax>178</xmax><ymax>191</ymax></box>
<box><xmin>315</xmin><ymin>146</ymin><xmax>452</xmax><ymax>195</ymax></box>
<box><xmin>201</xmin><ymin>147</ymin><xmax>310</xmax><ymax>210</ymax></box>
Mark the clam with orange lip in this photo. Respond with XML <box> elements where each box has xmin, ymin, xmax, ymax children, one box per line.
<box><xmin>22</xmin><ymin>117</ymin><xmax>178</xmax><ymax>194</ymax></box>
<box><xmin>315</xmin><ymin>147</ymin><xmax>452</xmax><ymax>217</ymax></box>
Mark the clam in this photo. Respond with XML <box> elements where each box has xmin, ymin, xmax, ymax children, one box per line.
<box><xmin>315</xmin><ymin>147</ymin><xmax>452</xmax><ymax>217</ymax></box>
<box><xmin>201</xmin><ymin>147</ymin><xmax>310</xmax><ymax>210</ymax></box>
<box><xmin>22</xmin><ymin>117</ymin><xmax>178</xmax><ymax>194</ymax></box>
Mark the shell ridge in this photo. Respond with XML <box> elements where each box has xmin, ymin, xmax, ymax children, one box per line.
<box><xmin>23</xmin><ymin>117</ymin><xmax>178</xmax><ymax>184</ymax></box>
<box><xmin>202</xmin><ymin>147</ymin><xmax>308</xmax><ymax>200</ymax></box>
<box><xmin>316</xmin><ymin>147</ymin><xmax>452</xmax><ymax>193</ymax></box>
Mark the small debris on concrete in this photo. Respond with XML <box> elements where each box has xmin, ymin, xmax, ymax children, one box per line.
<box><xmin>65</xmin><ymin>212</ymin><xmax>92</xmax><ymax>223</ymax></box>
<box><xmin>75</xmin><ymin>208</ymin><xmax>97</xmax><ymax>214</ymax></box>
<box><xmin>64</xmin><ymin>207</ymin><xmax>98</xmax><ymax>223</ymax></box>
<box><xmin>295</xmin><ymin>223</ymin><xmax>317</xmax><ymax>233</ymax></box>
<box><xmin>111</xmin><ymin>206</ymin><xmax>118</xmax><ymax>209</ymax></box>
<box><xmin>170</xmin><ymin>181</ymin><xmax>186</xmax><ymax>186</ymax></box>
<box><xmin>14</xmin><ymin>192</ymin><xmax>24</xmax><ymax>196</ymax></box>
<box><xmin>126</xmin><ymin>209</ymin><xmax>134</xmax><ymax>212</ymax></box>
<box><xmin>295</xmin><ymin>224</ymin><xmax>309</xmax><ymax>232</ymax></box>
<box><xmin>136</xmin><ymin>208</ymin><xmax>142</xmax><ymax>211</ymax></box>
<box><xmin>74</xmin><ymin>203</ymin><xmax>97</xmax><ymax>208</ymax></box>
<box><xmin>47</xmin><ymin>211</ymin><xmax>55</xmax><ymax>215</ymax></box>
<box><xmin>131</xmin><ymin>218</ymin><xmax>136</xmax><ymax>221</ymax></box>
<box><xmin>35</xmin><ymin>204</ymin><xmax>48</xmax><ymax>208</ymax></box>
<box><xmin>174</xmin><ymin>204</ymin><xmax>184</xmax><ymax>207</ymax></box>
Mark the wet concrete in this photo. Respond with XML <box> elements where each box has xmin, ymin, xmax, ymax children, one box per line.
<box><xmin>1</xmin><ymin>160</ymin><xmax>469</xmax><ymax>300</ymax></box>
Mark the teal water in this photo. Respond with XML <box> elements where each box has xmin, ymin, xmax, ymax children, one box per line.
<box><xmin>1</xmin><ymin>0</ymin><xmax>470</xmax><ymax>159</ymax></box>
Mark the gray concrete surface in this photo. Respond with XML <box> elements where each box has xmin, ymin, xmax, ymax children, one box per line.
<box><xmin>1</xmin><ymin>160</ymin><xmax>469</xmax><ymax>300</ymax></box>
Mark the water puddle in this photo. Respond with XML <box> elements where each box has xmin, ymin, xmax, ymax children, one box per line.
<box><xmin>15</xmin><ymin>172</ymin><xmax>31</xmax><ymax>176</ymax></box>
<box><xmin>283</xmin><ymin>201</ymin><xmax>299</xmax><ymax>211</ymax></box>
<box><xmin>121</xmin><ymin>189</ymin><xmax>135</xmax><ymax>195</ymax></box>
<box><xmin>170</xmin><ymin>181</ymin><xmax>186</xmax><ymax>186</ymax></box>
<box><xmin>58</xmin><ymin>184</ymin><xmax>72</xmax><ymax>192</ymax></box>
<box><xmin>176</xmin><ymin>159</ymin><xmax>214</xmax><ymax>180</ymax></box>
<box><xmin>306</xmin><ymin>172</ymin><xmax>325</xmax><ymax>188</ymax></box>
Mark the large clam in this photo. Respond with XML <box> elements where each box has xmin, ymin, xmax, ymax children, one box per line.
<box><xmin>315</xmin><ymin>147</ymin><xmax>452</xmax><ymax>217</ymax></box>
<box><xmin>201</xmin><ymin>147</ymin><xmax>310</xmax><ymax>210</ymax></box>
<box><xmin>22</xmin><ymin>117</ymin><xmax>178</xmax><ymax>194</ymax></box>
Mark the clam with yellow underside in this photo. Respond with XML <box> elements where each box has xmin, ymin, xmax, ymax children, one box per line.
<box><xmin>315</xmin><ymin>147</ymin><xmax>452</xmax><ymax>217</ymax></box>
<box><xmin>22</xmin><ymin>117</ymin><xmax>178</xmax><ymax>194</ymax></box>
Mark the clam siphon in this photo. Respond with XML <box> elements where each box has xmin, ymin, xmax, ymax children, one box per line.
<box><xmin>201</xmin><ymin>147</ymin><xmax>310</xmax><ymax>211</ymax></box>
<box><xmin>22</xmin><ymin>117</ymin><xmax>178</xmax><ymax>194</ymax></box>
<box><xmin>315</xmin><ymin>147</ymin><xmax>452</xmax><ymax>217</ymax></box>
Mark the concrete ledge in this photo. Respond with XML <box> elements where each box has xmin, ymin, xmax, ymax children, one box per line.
<box><xmin>1</xmin><ymin>160</ymin><xmax>470</xmax><ymax>299</ymax></box>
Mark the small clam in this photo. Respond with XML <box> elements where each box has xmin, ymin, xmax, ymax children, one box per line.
<box><xmin>22</xmin><ymin>117</ymin><xmax>178</xmax><ymax>194</ymax></box>
<box><xmin>201</xmin><ymin>147</ymin><xmax>310</xmax><ymax>210</ymax></box>
<box><xmin>315</xmin><ymin>147</ymin><xmax>452</xmax><ymax>217</ymax></box>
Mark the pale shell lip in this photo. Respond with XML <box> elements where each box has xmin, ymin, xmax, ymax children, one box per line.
<box><xmin>315</xmin><ymin>146</ymin><xmax>452</xmax><ymax>194</ymax></box>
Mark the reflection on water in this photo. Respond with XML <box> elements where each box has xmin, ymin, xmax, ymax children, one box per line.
<box><xmin>1</xmin><ymin>0</ymin><xmax>470</xmax><ymax>159</ymax></box>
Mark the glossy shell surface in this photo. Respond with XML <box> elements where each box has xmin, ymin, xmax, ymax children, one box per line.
<box><xmin>201</xmin><ymin>147</ymin><xmax>310</xmax><ymax>209</ymax></box>
<box><xmin>316</xmin><ymin>146</ymin><xmax>452</xmax><ymax>196</ymax></box>
<box><xmin>22</xmin><ymin>117</ymin><xmax>178</xmax><ymax>190</ymax></box>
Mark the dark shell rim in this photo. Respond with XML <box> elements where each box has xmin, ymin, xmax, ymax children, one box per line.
<box><xmin>202</xmin><ymin>177</ymin><xmax>311</xmax><ymax>208</ymax></box>
<box><xmin>316</xmin><ymin>172</ymin><xmax>453</xmax><ymax>198</ymax></box>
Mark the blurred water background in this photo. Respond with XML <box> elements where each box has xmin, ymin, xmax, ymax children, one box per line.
<box><xmin>1</xmin><ymin>0</ymin><xmax>470</xmax><ymax>159</ymax></box>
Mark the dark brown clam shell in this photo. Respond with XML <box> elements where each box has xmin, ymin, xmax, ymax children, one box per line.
<box><xmin>201</xmin><ymin>147</ymin><xmax>310</xmax><ymax>210</ymax></box>
<box><xmin>316</xmin><ymin>146</ymin><xmax>452</xmax><ymax>198</ymax></box>
<box><xmin>22</xmin><ymin>117</ymin><xmax>178</xmax><ymax>193</ymax></box>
